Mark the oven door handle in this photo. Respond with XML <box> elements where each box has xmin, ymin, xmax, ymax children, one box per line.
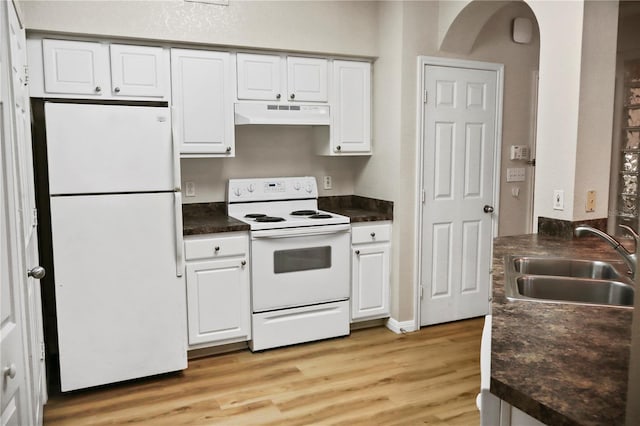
<box><xmin>252</xmin><ymin>224</ymin><xmax>351</xmax><ymax>239</ymax></box>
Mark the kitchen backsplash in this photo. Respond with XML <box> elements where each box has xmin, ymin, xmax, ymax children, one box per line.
<box><xmin>181</xmin><ymin>125</ymin><xmax>368</xmax><ymax>203</ymax></box>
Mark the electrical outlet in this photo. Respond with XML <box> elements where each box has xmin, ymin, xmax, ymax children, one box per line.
<box><xmin>323</xmin><ymin>176</ymin><xmax>332</xmax><ymax>190</ymax></box>
<box><xmin>185</xmin><ymin>181</ymin><xmax>196</xmax><ymax>197</ymax></box>
<box><xmin>586</xmin><ymin>190</ymin><xmax>596</xmax><ymax>212</ymax></box>
<box><xmin>553</xmin><ymin>190</ymin><xmax>564</xmax><ymax>210</ymax></box>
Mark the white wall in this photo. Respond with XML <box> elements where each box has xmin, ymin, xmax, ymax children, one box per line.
<box><xmin>20</xmin><ymin>0</ymin><xmax>378</xmax><ymax>57</ymax></box>
<box><xmin>181</xmin><ymin>126</ymin><xmax>367</xmax><ymax>202</ymax></box>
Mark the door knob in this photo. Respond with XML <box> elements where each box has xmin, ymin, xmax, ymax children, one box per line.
<box><xmin>28</xmin><ymin>266</ymin><xmax>46</xmax><ymax>279</ymax></box>
<box><xmin>483</xmin><ymin>205</ymin><xmax>494</xmax><ymax>214</ymax></box>
<box><xmin>3</xmin><ymin>364</ymin><xmax>17</xmax><ymax>379</ymax></box>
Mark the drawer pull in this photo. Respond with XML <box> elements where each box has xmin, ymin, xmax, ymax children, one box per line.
<box><xmin>241</xmin><ymin>260</ymin><xmax>246</xmax><ymax>266</ymax></box>
<box><xmin>355</xmin><ymin>250</ymin><xmax>360</xmax><ymax>255</ymax></box>
<box><xmin>214</xmin><ymin>246</ymin><xmax>220</xmax><ymax>252</ymax></box>
<box><xmin>370</xmin><ymin>232</ymin><xmax>376</xmax><ymax>238</ymax></box>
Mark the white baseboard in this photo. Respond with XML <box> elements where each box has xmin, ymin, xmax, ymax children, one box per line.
<box><xmin>385</xmin><ymin>317</ymin><xmax>418</xmax><ymax>334</ymax></box>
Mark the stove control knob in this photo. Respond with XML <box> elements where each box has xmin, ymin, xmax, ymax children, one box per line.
<box><xmin>305</xmin><ymin>184</ymin><xmax>313</xmax><ymax>193</ymax></box>
<box><xmin>233</xmin><ymin>187</ymin><xmax>242</xmax><ymax>197</ymax></box>
<box><xmin>247</xmin><ymin>184</ymin><xmax>255</xmax><ymax>193</ymax></box>
<box><xmin>293</xmin><ymin>182</ymin><xmax>301</xmax><ymax>191</ymax></box>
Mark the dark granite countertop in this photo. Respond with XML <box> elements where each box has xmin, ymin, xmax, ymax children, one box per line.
<box><xmin>182</xmin><ymin>203</ymin><xmax>249</xmax><ymax>236</ymax></box>
<box><xmin>182</xmin><ymin>196</ymin><xmax>393</xmax><ymax>236</ymax></box>
<box><xmin>491</xmin><ymin>234</ymin><xmax>633</xmax><ymax>426</ymax></box>
<box><xmin>319</xmin><ymin>195</ymin><xmax>393</xmax><ymax>223</ymax></box>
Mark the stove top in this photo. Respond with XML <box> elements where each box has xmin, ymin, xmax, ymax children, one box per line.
<box><xmin>227</xmin><ymin>177</ymin><xmax>350</xmax><ymax>231</ymax></box>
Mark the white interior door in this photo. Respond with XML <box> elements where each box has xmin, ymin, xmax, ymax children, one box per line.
<box><xmin>420</xmin><ymin>63</ymin><xmax>500</xmax><ymax>326</ymax></box>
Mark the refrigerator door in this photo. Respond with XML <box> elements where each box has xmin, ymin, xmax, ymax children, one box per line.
<box><xmin>45</xmin><ymin>103</ymin><xmax>175</xmax><ymax>195</ymax></box>
<box><xmin>50</xmin><ymin>192</ymin><xmax>187</xmax><ymax>391</ymax></box>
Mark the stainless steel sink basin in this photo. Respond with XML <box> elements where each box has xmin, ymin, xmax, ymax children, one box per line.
<box><xmin>504</xmin><ymin>255</ymin><xmax>635</xmax><ymax>308</ymax></box>
<box><xmin>513</xmin><ymin>276</ymin><xmax>634</xmax><ymax>307</ymax></box>
<box><xmin>512</xmin><ymin>256</ymin><xmax>626</xmax><ymax>280</ymax></box>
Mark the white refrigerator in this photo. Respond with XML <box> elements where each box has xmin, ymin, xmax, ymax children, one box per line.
<box><xmin>45</xmin><ymin>102</ymin><xmax>186</xmax><ymax>391</ymax></box>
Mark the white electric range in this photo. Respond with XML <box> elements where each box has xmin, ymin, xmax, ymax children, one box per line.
<box><xmin>227</xmin><ymin>177</ymin><xmax>351</xmax><ymax>351</ymax></box>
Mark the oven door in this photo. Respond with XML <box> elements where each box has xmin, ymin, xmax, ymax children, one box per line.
<box><xmin>251</xmin><ymin>224</ymin><xmax>350</xmax><ymax>312</ymax></box>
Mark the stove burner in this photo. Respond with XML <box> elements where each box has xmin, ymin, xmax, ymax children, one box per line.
<box><xmin>245</xmin><ymin>213</ymin><xmax>267</xmax><ymax>218</ymax></box>
<box><xmin>254</xmin><ymin>216</ymin><xmax>286</xmax><ymax>223</ymax></box>
<box><xmin>291</xmin><ymin>210</ymin><xmax>318</xmax><ymax>216</ymax></box>
<box><xmin>309</xmin><ymin>213</ymin><xmax>332</xmax><ymax>219</ymax></box>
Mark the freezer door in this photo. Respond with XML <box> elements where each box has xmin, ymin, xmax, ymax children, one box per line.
<box><xmin>45</xmin><ymin>103</ymin><xmax>175</xmax><ymax>195</ymax></box>
<box><xmin>50</xmin><ymin>193</ymin><xmax>187</xmax><ymax>391</ymax></box>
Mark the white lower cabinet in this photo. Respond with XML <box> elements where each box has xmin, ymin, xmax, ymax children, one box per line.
<box><xmin>184</xmin><ymin>232</ymin><xmax>250</xmax><ymax>348</ymax></box>
<box><xmin>351</xmin><ymin>222</ymin><xmax>391</xmax><ymax>321</ymax></box>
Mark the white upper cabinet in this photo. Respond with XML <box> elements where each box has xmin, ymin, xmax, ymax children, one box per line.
<box><xmin>236</xmin><ymin>53</ymin><xmax>282</xmax><ymax>101</ymax></box>
<box><xmin>42</xmin><ymin>39</ymin><xmax>110</xmax><ymax>96</ymax></box>
<box><xmin>236</xmin><ymin>53</ymin><xmax>328</xmax><ymax>102</ymax></box>
<box><xmin>331</xmin><ymin>60</ymin><xmax>371</xmax><ymax>154</ymax></box>
<box><xmin>31</xmin><ymin>39</ymin><xmax>170</xmax><ymax>100</ymax></box>
<box><xmin>110</xmin><ymin>44</ymin><xmax>167</xmax><ymax>98</ymax></box>
<box><xmin>287</xmin><ymin>56</ymin><xmax>328</xmax><ymax>102</ymax></box>
<box><xmin>171</xmin><ymin>48</ymin><xmax>235</xmax><ymax>157</ymax></box>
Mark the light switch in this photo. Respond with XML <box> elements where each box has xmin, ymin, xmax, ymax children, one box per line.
<box><xmin>506</xmin><ymin>168</ymin><xmax>525</xmax><ymax>182</ymax></box>
<box><xmin>553</xmin><ymin>190</ymin><xmax>564</xmax><ymax>210</ymax></box>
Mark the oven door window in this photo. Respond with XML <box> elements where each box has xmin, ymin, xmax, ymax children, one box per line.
<box><xmin>273</xmin><ymin>246</ymin><xmax>331</xmax><ymax>273</ymax></box>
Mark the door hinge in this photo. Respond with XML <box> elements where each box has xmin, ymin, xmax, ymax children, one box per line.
<box><xmin>32</xmin><ymin>208</ymin><xmax>38</xmax><ymax>227</ymax></box>
<box><xmin>40</xmin><ymin>341</ymin><xmax>45</xmax><ymax>361</ymax></box>
<box><xmin>421</xmin><ymin>190</ymin><xmax>426</xmax><ymax>204</ymax></box>
<box><xmin>23</xmin><ymin>65</ymin><xmax>29</xmax><ymax>86</ymax></box>
<box><xmin>420</xmin><ymin>285</ymin><xmax>424</xmax><ymax>300</ymax></box>
<box><xmin>423</xmin><ymin>90</ymin><xmax>428</xmax><ymax>103</ymax></box>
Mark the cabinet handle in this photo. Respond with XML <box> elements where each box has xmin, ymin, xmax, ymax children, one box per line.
<box><xmin>241</xmin><ymin>260</ymin><xmax>246</xmax><ymax>266</ymax></box>
<box><xmin>226</xmin><ymin>146</ymin><xmax>232</xmax><ymax>153</ymax></box>
<box><xmin>336</xmin><ymin>145</ymin><xmax>342</xmax><ymax>152</ymax></box>
<box><xmin>94</xmin><ymin>86</ymin><xmax>102</xmax><ymax>93</ymax></box>
<box><xmin>370</xmin><ymin>232</ymin><xmax>376</xmax><ymax>238</ymax></box>
<box><xmin>276</xmin><ymin>93</ymin><xmax>281</xmax><ymax>100</ymax></box>
<box><xmin>114</xmin><ymin>87</ymin><xmax>121</xmax><ymax>93</ymax></box>
<box><xmin>214</xmin><ymin>246</ymin><xmax>220</xmax><ymax>252</ymax></box>
<box><xmin>355</xmin><ymin>250</ymin><xmax>360</xmax><ymax>255</ymax></box>
<box><xmin>290</xmin><ymin>93</ymin><xmax>295</xmax><ymax>100</ymax></box>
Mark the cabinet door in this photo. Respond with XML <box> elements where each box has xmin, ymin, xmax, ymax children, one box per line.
<box><xmin>110</xmin><ymin>44</ymin><xmax>168</xmax><ymax>98</ymax></box>
<box><xmin>42</xmin><ymin>39</ymin><xmax>109</xmax><ymax>95</ymax></box>
<box><xmin>236</xmin><ymin>52</ymin><xmax>282</xmax><ymax>101</ymax></box>
<box><xmin>352</xmin><ymin>244</ymin><xmax>390</xmax><ymax>320</ymax></box>
<box><xmin>171</xmin><ymin>49</ymin><xmax>234</xmax><ymax>156</ymax></box>
<box><xmin>186</xmin><ymin>258</ymin><xmax>250</xmax><ymax>345</ymax></box>
<box><xmin>287</xmin><ymin>56</ymin><xmax>328</xmax><ymax>102</ymax></box>
<box><xmin>332</xmin><ymin>60</ymin><xmax>371</xmax><ymax>153</ymax></box>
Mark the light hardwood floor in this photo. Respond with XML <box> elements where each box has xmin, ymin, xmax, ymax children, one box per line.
<box><xmin>44</xmin><ymin>318</ymin><xmax>483</xmax><ymax>425</ymax></box>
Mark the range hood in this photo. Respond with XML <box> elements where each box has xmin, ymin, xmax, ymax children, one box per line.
<box><xmin>234</xmin><ymin>103</ymin><xmax>330</xmax><ymax>126</ymax></box>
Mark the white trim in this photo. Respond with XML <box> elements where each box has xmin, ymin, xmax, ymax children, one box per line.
<box><xmin>414</xmin><ymin>56</ymin><xmax>504</xmax><ymax>329</ymax></box>
<box><xmin>385</xmin><ymin>317</ymin><xmax>418</xmax><ymax>334</ymax></box>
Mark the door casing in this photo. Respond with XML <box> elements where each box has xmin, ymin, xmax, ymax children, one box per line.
<box><xmin>414</xmin><ymin>56</ymin><xmax>504</xmax><ymax>328</ymax></box>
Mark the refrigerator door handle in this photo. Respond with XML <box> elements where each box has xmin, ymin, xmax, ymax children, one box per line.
<box><xmin>174</xmin><ymin>191</ymin><xmax>184</xmax><ymax>277</ymax></box>
<box><xmin>171</xmin><ymin>106</ymin><xmax>181</xmax><ymax>191</ymax></box>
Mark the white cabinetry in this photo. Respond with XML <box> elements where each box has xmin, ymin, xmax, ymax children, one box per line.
<box><xmin>315</xmin><ymin>60</ymin><xmax>371</xmax><ymax>156</ymax></box>
<box><xmin>184</xmin><ymin>232</ymin><xmax>250</xmax><ymax>348</ymax></box>
<box><xmin>351</xmin><ymin>222</ymin><xmax>391</xmax><ymax>321</ymax></box>
<box><xmin>29</xmin><ymin>38</ymin><xmax>170</xmax><ymax>100</ymax></box>
<box><xmin>171</xmin><ymin>49</ymin><xmax>235</xmax><ymax>157</ymax></box>
<box><xmin>236</xmin><ymin>53</ymin><xmax>328</xmax><ymax>102</ymax></box>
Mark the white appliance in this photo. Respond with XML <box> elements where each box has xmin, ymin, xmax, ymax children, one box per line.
<box><xmin>44</xmin><ymin>102</ymin><xmax>186</xmax><ymax>391</ymax></box>
<box><xmin>234</xmin><ymin>103</ymin><xmax>330</xmax><ymax>126</ymax></box>
<box><xmin>227</xmin><ymin>177</ymin><xmax>350</xmax><ymax>351</ymax></box>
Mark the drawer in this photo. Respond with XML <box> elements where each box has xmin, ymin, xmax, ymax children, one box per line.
<box><xmin>184</xmin><ymin>233</ymin><xmax>248</xmax><ymax>261</ymax></box>
<box><xmin>351</xmin><ymin>222</ymin><xmax>391</xmax><ymax>244</ymax></box>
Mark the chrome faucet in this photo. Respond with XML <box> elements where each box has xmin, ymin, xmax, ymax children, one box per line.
<box><xmin>574</xmin><ymin>224</ymin><xmax>640</xmax><ymax>278</ymax></box>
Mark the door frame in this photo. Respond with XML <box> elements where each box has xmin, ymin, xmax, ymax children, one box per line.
<box><xmin>414</xmin><ymin>56</ymin><xmax>504</xmax><ymax>328</ymax></box>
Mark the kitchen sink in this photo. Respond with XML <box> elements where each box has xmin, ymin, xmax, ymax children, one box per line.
<box><xmin>504</xmin><ymin>255</ymin><xmax>635</xmax><ymax>308</ymax></box>
<box><xmin>513</xmin><ymin>276</ymin><xmax>634</xmax><ymax>307</ymax></box>
<box><xmin>512</xmin><ymin>256</ymin><xmax>626</xmax><ymax>280</ymax></box>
